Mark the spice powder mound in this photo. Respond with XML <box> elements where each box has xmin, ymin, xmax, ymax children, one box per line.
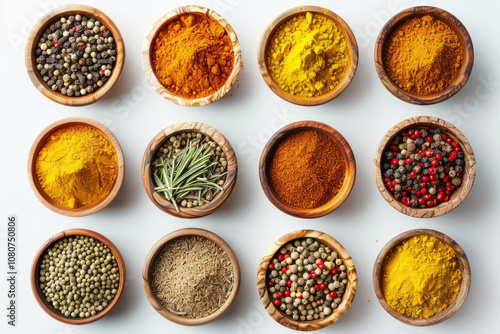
<box><xmin>267</xmin><ymin>129</ymin><xmax>346</xmax><ymax>209</ymax></box>
<box><xmin>266</xmin><ymin>12</ymin><xmax>350</xmax><ymax>98</ymax></box>
<box><xmin>381</xmin><ymin>235</ymin><xmax>462</xmax><ymax>319</ymax></box>
<box><xmin>35</xmin><ymin>125</ymin><xmax>118</xmax><ymax>209</ymax></box>
<box><xmin>150</xmin><ymin>236</ymin><xmax>234</xmax><ymax>318</ymax></box>
<box><xmin>151</xmin><ymin>13</ymin><xmax>234</xmax><ymax>99</ymax></box>
<box><xmin>383</xmin><ymin>15</ymin><xmax>463</xmax><ymax>96</ymax></box>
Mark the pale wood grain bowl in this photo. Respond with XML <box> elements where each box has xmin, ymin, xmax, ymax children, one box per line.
<box><xmin>27</xmin><ymin>117</ymin><xmax>125</xmax><ymax>217</ymax></box>
<box><xmin>142</xmin><ymin>5</ymin><xmax>241</xmax><ymax>107</ymax></box>
<box><xmin>31</xmin><ymin>228</ymin><xmax>126</xmax><ymax>325</ymax></box>
<box><xmin>25</xmin><ymin>4</ymin><xmax>125</xmax><ymax>106</ymax></box>
<box><xmin>257</xmin><ymin>230</ymin><xmax>357</xmax><ymax>331</ymax></box>
<box><xmin>142</xmin><ymin>122</ymin><xmax>237</xmax><ymax>218</ymax></box>
<box><xmin>142</xmin><ymin>228</ymin><xmax>240</xmax><ymax>326</ymax></box>
<box><xmin>373</xmin><ymin>116</ymin><xmax>475</xmax><ymax>218</ymax></box>
<box><xmin>257</xmin><ymin>6</ymin><xmax>358</xmax><ymax>106</ymax></box>
<box><xmin>373</xmin><ymin>228</ymin><xmax>471</xmax><ymax>326</ymax></box>
<box><xmin>374</xmin><ymin>6</ymin><xmax>473</xmax><ymax>105</ymax></box>
<box><xmin>259</xmin><ymin>121</ymin><xmax>356</xmax><ymax>218</ymax></box>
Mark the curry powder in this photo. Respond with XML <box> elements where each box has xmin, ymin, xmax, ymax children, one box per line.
<box><xmin>381</xmin><ymin>235</ymin><xmax>462</xmax><ymax>319</ymax></box>
<box><xmin>266</xmin><ymin>12</ymin><xmax>350</xmax><ymax>98</ymax></box>
<box><xmin>35</xmin><ymin>125</ymin><xmax>118</xmax><ymax>209</ymax></box>
<box><xmin>383</xmin><ymin>15</ymin><xmax>463</xmax><ymax>96</ymax></box>
<box><xmin>152</xmin><ymin>13</ymin><xmax>234</xmax><ymax>99</ymax></box>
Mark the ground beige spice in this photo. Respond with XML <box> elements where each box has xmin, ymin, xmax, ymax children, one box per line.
<box><xmin>149</xmin><ymin>236</ymin><xmax>234</xmax><ymax>318</ymax></box>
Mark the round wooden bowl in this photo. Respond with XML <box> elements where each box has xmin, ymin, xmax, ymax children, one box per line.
<box><xmin>259</xmin><ymin>121</ymin><xmax>356</xmax><ymax>218</ymax></box>
<box><xmin>374</xmin><ymin>6</ymin><xmax>473</xmax><ymax>105</ymax></box>
<box><xmin>25</xmin><ymin>4</ymin><xmax>125</xmax><ymax>107</ymax></box>
<box><xmin>27</xmin><ymin>117</ymin><xmax>125</xmax><ymax>217</ymax></box>
<box><xmin>142</xmin><ymin>228</ymin><xmax>241</xmax><ymax>326</ymax></box>
<box><xmin>142</xmin><ymin>5</ymin><xmax>241</xmax><ymax>107</ymax></box>
<box><xmin>142</xmin><ymin>122</ymin><xmax>237</xmax><ymax>218</ymax></box>
<box><xmin>374</xmin><ymin>116</ymin><xmax>475</xmax><ymax>218</ymax></box>
<box><xmin>373</xmin><ymin>229</ymin><xmax>471</xmax><ymax>326</ymax></box>
<box><xmin>31</xmin><ymin>228</ymin><xmax>126</xmax><ymax>325</ymax></box>
<box><xmin>258</xmin><ymin>6</ymin><xmax>358</xmax><ymax>106</ymax></box>
<box><xmin>257</xmin><ymin>230</ymin><xmax>357</xmax><ymax>331</ymax></box>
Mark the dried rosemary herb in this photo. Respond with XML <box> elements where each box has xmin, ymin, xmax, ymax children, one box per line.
<box><xmin>149</xmin><ymin>236</ymin><xmax>234</xmax><ymax>318</ymax></box>
<box><xmin>152</xmin><ymin>132</ymin><xmax>227</xmax><ymax>212</ymax></box>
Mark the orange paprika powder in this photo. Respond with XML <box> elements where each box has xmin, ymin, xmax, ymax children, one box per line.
<box><xmin>151</xmin><ymin>13</ymin><xmax>234</xmax><ymax>99</ymax></box>
<box><xmin>267</xmin><ymin>130</ymin><xmax>346</xmax><ymax>209</ymax></box>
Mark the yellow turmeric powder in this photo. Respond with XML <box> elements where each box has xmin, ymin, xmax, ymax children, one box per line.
<box><xmin>35</xmin><ymin>125</ymin><xmax>118</xmax><ymax>209</ymax></box>
<box><xmin>383</xmin><ymin>15</ymin><xmax>463</xmax><ymax>96</ymax></box>
<box><xmin>266</xmin><ymin>12</ymin><xmax>349</xmax><ymax>97</ymax></box>
<box><xmin>381</xmin><ymin>235</ymin><xmax>462</xmax><ymax>319</ymax></box>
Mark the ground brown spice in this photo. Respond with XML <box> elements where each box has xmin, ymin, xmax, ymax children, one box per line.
<box><xmin>267</xmin><ymin>129</ymin><xmax>346</xmax><ymax>209</ymax></box>
<box><xmin>149</xmin><ymin>236</ymin><xmax>234</xmax><ymax>318</ymax></box>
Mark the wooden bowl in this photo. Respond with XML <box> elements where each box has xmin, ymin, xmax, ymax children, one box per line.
<box><xmin>142</xmin><ymin>5</ymin><xmax>241</xmax><ymax>107</ymax></box>
<box><xmin>25</xmin><ymin>4</ymin><xmax>125</xmax><ymax>106</ymax></box>
<box><xmin>142</xmin><ymin>122</ymin><xmax>237</xmax><ymax>218</ymax></box>
<box><xmin>259</xmin><ymin>121</ymin><xmax>356</xmax><ymax>218</ymax></box>
<box><xmin>142</xmin><ymin>228</ymin><xmax>241</xmax><ymax>326</ymax></box>
<box><xmin>374</xmin><ymin>116</ymin><xmax>475</xmax><ymax>218</ymax></box>
<box><xmin>374</xmin><ymin>6</ymin><xmax>473</xmax><ymax>105</ymax></box>
<box><xmin>258</xmin><ymin>6</ymin><xmax>358</xmax><ymax>106</ymax></box>
<box><xmin>31</xmin><ymin>228</ymin><xmax>126</xmax><ymax>325</ymax></box>
<box><xmin>373</xmin><ymin>229</ymin><xmax>471</xmax><ymax>326</ymax></box>
<box><xmin>257</xmin><ymin>229</ymin><xmax>357</xmax><ymax>331</ymax></box>
<box><xmin>27</xmin><ymin>117</ymin><xmax>125</xmax><ymax>217</ymax></box>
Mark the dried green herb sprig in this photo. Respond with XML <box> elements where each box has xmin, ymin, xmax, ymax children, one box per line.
<box><xmin>153</xmin><ymin>139</ymin><xmax>226</xmax><ymax>212</ymax></box>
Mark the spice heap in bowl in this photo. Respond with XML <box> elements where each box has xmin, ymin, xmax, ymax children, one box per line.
<box><xmin>143</xmin><ymin>228</ymin><xmax>240</xmax><ymax>325</ymax></box>
<box><xmin>259</xmin><ymin>6</ymin><xmax>358</xmax><ymax>105</ymax></box>
<box><xmin>260</xmin><ymin>121</ymin><xmax>355</xmax><ymax>218</ymax></box>
<box><xmin>381</xmin><ymin>126</ymin><xmax>464</xmax><ymax>208</ymax></box>
<box><xmin>143</xmin><ymin>6</ymin><xmax>241</xmax><ymax>106</ymax></box>
<box><xmin>34</xmin><ymin>14</ymin><xmax>117</xmax><ymax>97</ymax></box>
<box><xmin>266</xmin><ymin>238</ymin><xmax>348</xmax><ymax>321</ymax></box>
<box><xmin>266</xmin><ymin>12</ymin><xmax>349</xmax><ymax>98</ymax></box>
<box><xmin>373</xmin><ymin>229</ymin><xmax>470</xmax><ymax>326</ymax></box>
<box><xmin>151</xmin><ymin>131</ymin><xmax>227</xmax><ymax>212</ymax></box>
<box><xmin>375</xmin><ymin>7</ymin><xmax>473</xmax><ymax>104</ymax></box>
<box><xmin>28</xmin><ymin>118</ymin><xmax>124</xmax><ymax>217</ymax></box>
<box><xmin>268</xmin><ymin>129</ymin><xmax>346</xmax><ymax>208</ymax></box>
<box><xmin>142</xmin><ymin>122</ymin><xmax>237</xmax><ymax>218</ymax></box>
<box><xmin>257</xmin><ymin>230</ymin><xmax>357</xmax><ymax>331</ymax></box>
<box><xmin>31</xmin><ymin>229</ymin><xmax>126</xmax><ymax>325</ymax></box>
<box><xmin>38</xmin><ymin>235</ymin><xmax>120</xmax><ymax>319</ymax></box>
<box><xmin>383</xmin><ymin>15</ymin><xmax>463</xmax><ymax>97</ymax></box>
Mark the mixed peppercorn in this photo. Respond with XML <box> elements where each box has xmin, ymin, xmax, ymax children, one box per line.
<box><xmin>34</xmin><ymin>14</ymin><xmax>116</xmax><ymax>97</ymax></box>
<box><xmin>266</xmin><ymin>238</ymin><xmax>347</xmax><ymax>321</ymax></box>
<box><xmin>382</xmin><ymin>126</ymin><xmax>464</xmax><ymax>208</ymax></box>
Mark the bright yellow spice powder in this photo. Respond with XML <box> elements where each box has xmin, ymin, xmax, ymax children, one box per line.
<box><xmin>266</xmin><ymin>12</ymin><xmax>349</xmax><ymax>97</ymax></box>
<box><xmin>381</xmin><ymin>235</ymin><xmax>462</xmax><ymax>319</ymax></box>
<box><xmin>35</xmin><ymin>125</ymin><xmax>118</xmax><ymax>209</ymax></box>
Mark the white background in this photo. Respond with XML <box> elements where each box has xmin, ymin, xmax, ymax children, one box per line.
<box><xmin>1</xmin><ymin>0</ymin><xmax>499</xmax><ymax>333</ymax></box>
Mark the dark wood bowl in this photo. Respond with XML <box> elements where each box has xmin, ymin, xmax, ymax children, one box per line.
<box><xmin>258</xmin><ymin>6</ymin><xmax>358</xmax><ymax>106</ymax></box>
<box><xmin>141</xmin><ymin>122</ymin><xmax>237</xmax><ymax>218</ymax></box>
<box><xmin>27</xmin><ymin>117</ymin><xmax>125</xmax><ymax>217</ymax></box>
<box><xmin>374</xmin><ymin>6</ymin><xmax>473</xmax><ymax>105</ymax></box>
<box><xmin>373</xmin><ymin>229</ymin><xmax>471</xmax><ymax>326</ymax></box>
<box><xmin>142</xmin><ymin>5</ymin><xmax>241</xmax><ymax>106</ymax></box>
<box><xmin>259</xmin><ymin>121</ymin><xmax>356</xmax><ymax>218</ymax></box>
<box><xmin>31</xmin><ymin>229</ymin><xmax>126</xmax><ymax>325</ymax></box>
<box><xmin>25</xmin><ymin>4</ymin><xmax>125</xmax><ymax>106</ymax></box>
<box><xmin>257</xmin><ymin>229</ymin><xmax>357</xmax><ymax>331</ymax></box>
<box><xmin>373</xmin><ymin>116</ymin><xmax>475</xmax><ymax>218</ymax></box>
<box><xmin>142</xmin><ymin>228</ymin><xmax>241</xmax><ymax>326</ymax></box>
